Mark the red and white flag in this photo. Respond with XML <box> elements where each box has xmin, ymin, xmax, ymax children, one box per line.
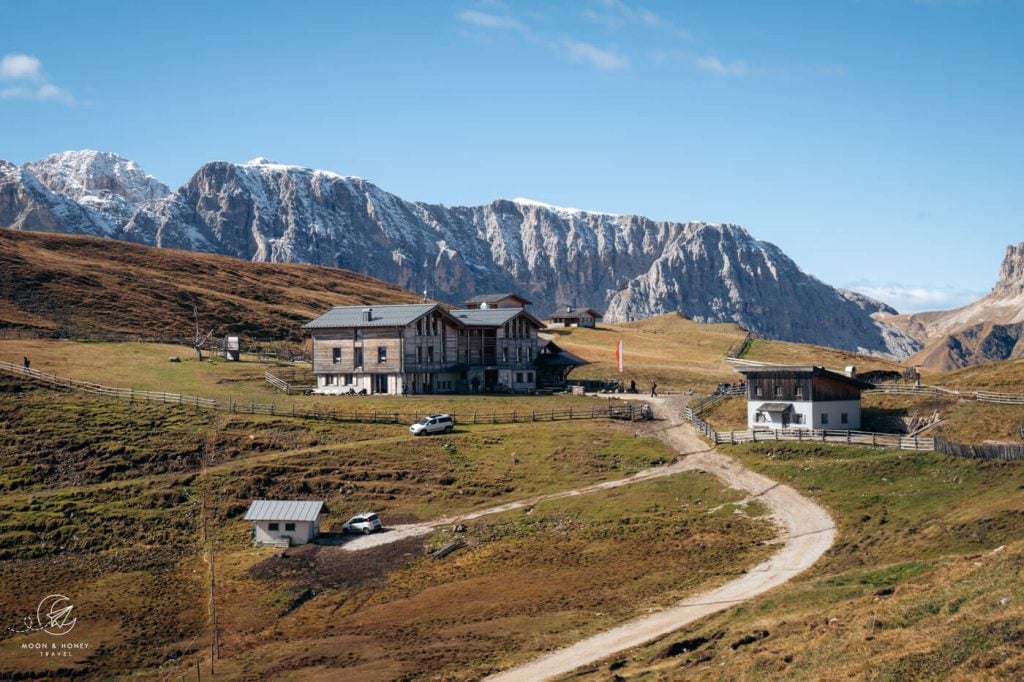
<box><xmin>616</xmin><ymin>338</ymin><xmax>624</xmax><ymax>373</ymax></box>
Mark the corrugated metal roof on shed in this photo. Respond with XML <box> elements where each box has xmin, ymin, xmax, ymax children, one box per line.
<box><xmin>244</xmin><ymin>500</ymin><xmax>324</xmax><ymax>522</ymax></box>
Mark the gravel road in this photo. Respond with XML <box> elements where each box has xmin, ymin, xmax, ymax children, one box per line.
<box><xmin>337</xmin><ymin>395</ymin><xmax>834</xmax><ymax>682</ymax></box>
<box><xmin>485</xmin><ymin>395</ymin><xmax>835</xmax><ymax>681</ymax></box>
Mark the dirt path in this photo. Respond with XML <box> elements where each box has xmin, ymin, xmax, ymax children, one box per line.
<box><xmin>484</xmin><ymin>395</ymin><xmax>835</xmax><ymax>682</ymax></box>
<box><xmin>340</xmin><ymin>444</ymin><xmax>708</xmax><ymax>551</ymax></box>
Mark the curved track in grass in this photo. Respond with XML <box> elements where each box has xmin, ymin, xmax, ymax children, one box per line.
<box><xmin>484</xmin><ymin>395</ymin><xmax>835</xmax><ymax>682</ymax></box>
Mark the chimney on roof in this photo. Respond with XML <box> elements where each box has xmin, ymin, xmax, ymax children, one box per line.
<box><xmin>566</xmin><ymin>306</ymin><xmax>572</xmax><ymax>312</ymax></box>
<box><xmin>362</xmin><ymin>308</ymin><xmax>372</xmax><ymax>322</ymax></box>
<box><xmin>845</xmin><ymin>365</ymin><xmax>856</xmax><ymax>377</ymax></box>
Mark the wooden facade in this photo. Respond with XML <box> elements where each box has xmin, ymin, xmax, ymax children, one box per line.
<box><xmin>745</xmin><ymin>369</ymin><xmax>866</xmax><ymax>403</ymax></box>
<box><xmin>739</xmin><ymin>365</ymin><xmax>874</xmax><ymax>431</ymax></box>
<box><xmin>545</xmin><ymin>307</ymin><xmax>602</xmax><ymax>329</ymax></box>
<box><xmin>305</xmin><ymin>302</ymin><xmax>548</xmax><ymax>395</ymax></box>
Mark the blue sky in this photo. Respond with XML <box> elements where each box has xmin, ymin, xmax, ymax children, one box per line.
<box><xmin>1</xmin><ymin>0</ymin><xmax>1021</xmax><ymax>313</ymax></box>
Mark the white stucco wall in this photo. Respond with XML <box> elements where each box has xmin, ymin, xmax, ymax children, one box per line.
<box><xmin>747</xmin><ymin>400</ymin><xmax>813</xmax><ymax>429</ymax></box>
<box><xmin>315</xmin><ymin>373</ymin><xmax>393</xmax><ymax>395</ymax></box>
<box><xmin>253</xmin><ymin>519</ymin><xmax>318</xmax><ymax>546</ymax></box>
<box><xmin>811</xmin><ymin>400</ymin><xmax>861</xmax><ymax>430</ymax></box>
<box><xmin>748</xmin><ymin>399</ymin><xmax>861</xmax><ymax>430</ymax></box>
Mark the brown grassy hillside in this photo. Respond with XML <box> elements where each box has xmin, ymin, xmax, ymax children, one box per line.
<box><xmin>0</xmin><ymin>229</ymin><xmax>421</xmax><ymax>340</ymax></box>
<box><xmin>740</xmin><ymin>338</ymin><xmax>906</xmax><ymax>374</ymax></box>
<box><xmin>545</xmin><ymin>314</ymin><xmax>747</xmax><ymax>392</ymax></box>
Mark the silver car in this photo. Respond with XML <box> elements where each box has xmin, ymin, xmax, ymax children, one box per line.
<box><xmin>342</xmin><ymin>512</ymin><xmax>382</xmax><ymax>535</ymax></box>
<box><xmin>410</xmin><ymin>414</ymin><xmax>454</xmax><ymax>436</ymax></box>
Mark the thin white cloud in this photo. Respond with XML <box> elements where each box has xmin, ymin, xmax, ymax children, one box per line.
<box><xmin>695</xmin><ymin>55</ymin><xmax>749</xmax><ymax>76</ymax></box>
<box><xmin>583</xmin><ymin>0</ymin><xmax>692</xmax><ymax>39</ymax></box>
<box><xmin>0</xmin><ymin>53</ymin><xmax>74</xmax><ymax>104</ymax></box>
<box><xmin>0</xmin><ymin>53</ymin><xmax>42</xmax><ymax>80</ymax></box>
<box><xmin>455</xmin><ymin>6</ymin><xmax>628</xmax><ymax>72</ymax></box>
<box><xmin>457</xmin><ymin>9</ymin><xmax>526</xmax><ymax>31</ymax></box>
<box><xmin>851</xmin><ymin>284</ymin><xmax>985</xmax><ymax>314</ymax></box>
<box><xmin>562</xmin><ymin>39</ymin><xmax>629</xmax><ymax>71</ymax></box>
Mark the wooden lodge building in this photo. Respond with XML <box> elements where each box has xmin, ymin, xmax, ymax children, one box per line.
<box><xmin>736</xmin><ymin>365</ymin><xmax>874</xmax><ymax>431</ymax></box>
<box><xmin>303</xmin><ymin>296</ymin><xmax>586</xmax><ymax>395</ymax></box>
<box><xmin>544</xmin><ymin>306</ymin><xmax>603</xmax><ymax>329</ymax></box>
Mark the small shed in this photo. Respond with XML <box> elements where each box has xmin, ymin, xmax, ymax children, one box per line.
<box><xmin>223</xmin><ymin>336</ymin><xmax>241</xmax><ymax>361</ymax></box>
<box><xmin>244</xmin><ymin>500</ymin><xmax>323</xmax><ymax>547</ymax></box>
<box><xmin>545</xmin><ymin>306</ymin><xmax>603</xmax><ymax>329</ymax></box>
<box><xmin>535</xmin><ymin>340</ymin><xmax>590</xmax><ymax>389</ymax></box>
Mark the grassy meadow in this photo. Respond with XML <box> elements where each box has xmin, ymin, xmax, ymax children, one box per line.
<box><xmin>572</xmin><ymin>441</ymin><xmax>1024</xmax><ymax>680</ymax></box>
<box><xmin>740</xmin><ymin>338</ymin><xmax>906</xmax><ymax>374</ymax></box>
<box><xmin>0</xmin><ymin>378</ymin><xmax>775</xmax><ymax>680</ymax></box>
<box><xmin>545</xmin><ymin>314</ymin><xmax>746</xmax><ymax>392</ymax></box>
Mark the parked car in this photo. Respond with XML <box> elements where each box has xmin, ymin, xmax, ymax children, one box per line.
<box><xmin>410</xmin><ymin>413</ymin><xmax>454</xmax><ymax>436</ymax></box>
<box><xmin>343</xmin><ymin>512</ymin><xmax>382</xmax><ymax>535</ymax></box>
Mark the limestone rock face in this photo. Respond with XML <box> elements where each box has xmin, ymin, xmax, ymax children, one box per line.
<box><xmin>0</xmin><ymin>159</ymin><xmax>108</xmax><ymax>235</ymax></box>
<box><xmin>994</xmin><ymin>243</ymin><xmax>1024</xmax><ymax>297</ymax></box>
<box><xmin>883</xmin><ymin>242</ymin><xmax>1024</xmax><ymax>369</ymax></box>
<box><xmin>0</xmin><ymin>152</ymin><xmax>922</xmax><ymax>357</ymax></box>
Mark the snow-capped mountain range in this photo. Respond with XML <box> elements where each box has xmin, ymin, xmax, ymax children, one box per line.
<box><xmin>0</xmin><ymin>150</ymin><xmax>922</xmax><ymax>357</ymax></box>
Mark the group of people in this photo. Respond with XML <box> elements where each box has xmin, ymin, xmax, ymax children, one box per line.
<box><xmin>609</xmin><ymin>377</ymin><xmax>658</xmax><ymax>397</ymax></box>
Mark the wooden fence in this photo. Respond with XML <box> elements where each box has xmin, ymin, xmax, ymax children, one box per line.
<box><xmin>685</xmin><ymin>397</ymin><xmax>935</xmax><ymax>451</ymax></box>
<box><xmin>933</xmin><ymin>436</ymin><xmax>1024</xmax><ymax>461</ymax></box>
<box><xmin>0</xmin><ymin>360</ymin><xmax>649</xmax><ymax>425</ymax></box>
<box><xmin>865</xmin><ymin>382</ymin><xmax>1024</xmax><ymax>405</ymax></box>
<box><xmin>264</xmin><ymin>369</ymin><xmax>316</xmax><ymax>394</ymax></box>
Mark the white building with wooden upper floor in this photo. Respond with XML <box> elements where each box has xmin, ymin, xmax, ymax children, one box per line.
<box><xmin>736</xmin><ymin>365</ymin><xmax>874</xmax><ymax>431</ymax></box>
<box><xmin>544</xmin><ymin>306</ymin><xmax>603</xmax><ymax>329</ymax></box>
<box><xmin>303</xmin><ymin>298</ymin><xmax>549</xmax><ymax>395</ymax></box>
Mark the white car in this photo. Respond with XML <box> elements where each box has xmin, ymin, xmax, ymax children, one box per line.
<box><xmin>410</xmin><ymin>414</ymin><xmax>454</xmax><ymax>436</ymax></box>
<box><xmin>343</xmin><ymin>512</ymin><xmax>382</xmax><ymax>535</ymax></box>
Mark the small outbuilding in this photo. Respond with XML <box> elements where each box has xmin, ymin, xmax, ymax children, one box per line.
<box><xmin>737</xmin><ymin>365</ymin><xmax>874</xmax><ymax>431</ymax></box>
<box><xmin>544</xmin><ymin>306</ymin><xmax>603</xmax><ymax>329</ymax></box>
<box><xmin>244</xmin><ymin>499</ymin><xmax>324</xmax><ymax>547</ymax></box>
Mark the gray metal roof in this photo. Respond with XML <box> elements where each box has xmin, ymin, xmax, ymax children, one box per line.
<box><xmin>463</xmin><ymin>293</ymin><xmax>532</xmax><ymax>305</ymax></box>
<box><xmin>244</xmin><ymin>500</ymin><xmax>324</xmax><ymax>522</ymax></box>
<box><xmin>303</xmin><ymin>303</ymin><xmax>440</xmax><ymax>329</ymax></box>
<box><xmin>536</xmin><ymin>341</ymin><xmax>590</xmax><ymax>367</ymax></box>
<box><xmin>737</xmin><ymin>365</ymin><xmax>874</xmax><ymax>389</ymax></box>
<box><xmin>450</xmin><ymin>307</ymin><xmax>544</xmax><ymax>328</ymax></box>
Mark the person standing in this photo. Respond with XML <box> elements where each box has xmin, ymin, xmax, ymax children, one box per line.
<box><xmin>650</xmin><ymin>380</ymin><xmax>658</xmax><ymax>397</ymax></box>
<box><xmin>22</xmin><ymin>356</ymin><xmax>30</xmax><ymax>370</ymax></box>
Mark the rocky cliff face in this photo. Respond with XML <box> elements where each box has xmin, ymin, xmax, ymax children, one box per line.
<box><xmin>1</xmin><ymin>152</ymin><xmax>920</xmax><ymax>357</ymax></box>
<box><xmin>883</xmin><ymin>242</ymin><xmax>1024</xmax><ymax>369</ymax></box>
<box><xmin>993</xmin><ymin>243</ymin><xmax>1024</xmax><ymax>297</ymax></box>
<box><xmin>0</xmin><ymin>159</ymin><xmax>108</xmax><ymax>236</ymax></box>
